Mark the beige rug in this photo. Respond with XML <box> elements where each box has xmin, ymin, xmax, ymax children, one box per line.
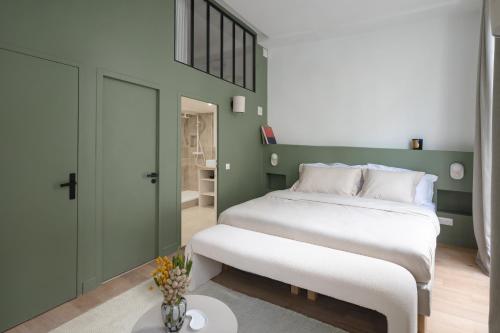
<box><xmin>50</xmin><ymin>280</ymin><xmax>346</xmax><ymax>333</ymax></box>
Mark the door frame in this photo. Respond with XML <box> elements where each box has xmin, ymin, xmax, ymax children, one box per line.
<box><xmin>95</xmin><ymin>69</ymin><xmax>161</xmax><ymax>283</ymax></box>
<box><xmin>177</xmin><ymin>94</ymin><xmax>219</xmax><ymax>244</ymax></box>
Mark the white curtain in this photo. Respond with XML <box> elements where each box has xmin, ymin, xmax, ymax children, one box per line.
<box><xmin>473</xmin><ymin>0</ymin><xmax>495</xmax><ymax>275</ymax></box>
<box><xmin>489</xmin><ymin>0</ymin><xmax>500</xmax><ymax>330</ymax></box>
<box><xmin>490</xmin><ymin>81</ymin><xmax>500</xmax><ymax>330</ymax></box>
<box><xmin>175</xmin><ymin>0</ymin><xmax>191</xmax><ymax>64</ymax></box>
<box><xmin>489</xmin><ymin>68</ymin><xmax>500</xmax><ymax>333</ymax></box>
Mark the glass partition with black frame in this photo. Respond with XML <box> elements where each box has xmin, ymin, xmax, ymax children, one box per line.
<box><xmin>175</xmin><ymin>0</ymin><xmax>256</xmax><ymax>92</ymax></box>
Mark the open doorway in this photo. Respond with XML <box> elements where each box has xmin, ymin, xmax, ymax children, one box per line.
<box><xmin>180</xmin><ymin>96</ymin><xmax>217</xmax><ymax>246</ymax></box>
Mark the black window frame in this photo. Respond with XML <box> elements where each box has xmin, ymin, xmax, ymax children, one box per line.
<box><xmin>174</xmin><ymin>0</ymin><xmax>257</xmax><ymax>92</ymax></box>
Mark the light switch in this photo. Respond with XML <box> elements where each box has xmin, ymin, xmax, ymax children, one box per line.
<box><xmin>257</xmin><ymin>106</ymin><xmax>263</xmax><ymax>116</ymax></box>
<box><xmin>225</xmin><ymin>163</ymin><xmax>231</xmax><ymax>170</ymax></box>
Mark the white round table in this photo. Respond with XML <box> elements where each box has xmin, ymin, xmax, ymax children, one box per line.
<box><xmin>131</xmin><ymin>295</ymin><xmax>238</xmax><ymax>333</ymax></box>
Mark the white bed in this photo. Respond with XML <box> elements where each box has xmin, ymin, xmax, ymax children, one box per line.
<box><xmin>218</xmin><ymin>189</ymin><xmax>440</xmax><ymax>314</ymax></box>
<box><xmin>188</xmin><ymin>162</ymin><xmax>442</xmax><ymax>332</ymax></box>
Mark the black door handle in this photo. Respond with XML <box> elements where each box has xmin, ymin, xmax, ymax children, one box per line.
<box><xmin>60</xmin><ymin>172</ymin><xmax>77</xmax><ymax>200</ymax></box>
<box><xmin>146</xmin><ymin>172</ymin><xmax>158</xmax><ymax>184</ymax></box>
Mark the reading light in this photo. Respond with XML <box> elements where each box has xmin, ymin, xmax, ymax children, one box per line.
<box><xmin>270</xmin><ymin>153</ymin><xmax>279</xmax><ymax>166</ymax></box>
<box><xmin>450</xmin><ymin>162</ymin><xmax>464</xmax><ymax>180</ymax></box>
<box><xmin>232</xmin><ymin>96</ymin><xmax>245</xmax><ymax>113</ymax></box>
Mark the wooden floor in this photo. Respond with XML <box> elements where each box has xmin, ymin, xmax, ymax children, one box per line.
<box><xmin>6</xmin><ymin>244</ymin><xmax>489</xmax><ymax>333</ymax></box>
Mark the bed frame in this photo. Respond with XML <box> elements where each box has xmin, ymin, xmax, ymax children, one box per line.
<box><xmin>188</xmin><ymin>225</ymin><xmax>420</xmax><ymax>333</ymax></box>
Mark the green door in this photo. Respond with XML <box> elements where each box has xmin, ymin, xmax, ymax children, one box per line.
<box><xmin>101</xmin><ymin>77</ymin><xmax>158</xmax><ymax>280</ymax></box>
<box><xmin>0</xmin><ymin>49</ymin><xmax>78</xmax><ymax>331</ymax></box>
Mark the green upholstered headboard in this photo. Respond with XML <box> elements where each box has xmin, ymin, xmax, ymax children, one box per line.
<box><xmin>264</xmin><ymin>144</ymin><xmax>473</xmax><ymax>192</ymax></box>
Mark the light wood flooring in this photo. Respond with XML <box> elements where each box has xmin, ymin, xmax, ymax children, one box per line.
<box><xmin>181</xmin><ymin>206</ymin><xmax>216</xmax><ymax>246</ymax></box>
<box><xmin>6</xmin><ymin>244</ymin><xmax>489</xmax><ymax>333</ymax></box>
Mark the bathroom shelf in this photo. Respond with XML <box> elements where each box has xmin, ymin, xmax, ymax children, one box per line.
<box><xmin>199</xmin><ymin>167</ymin><xmax>216</xmax><ymax>207</ymax></box>
<box><xmin>199</xmin><ymin>166</ymin><xmax>216</xmax><ymax>170</ymax></box>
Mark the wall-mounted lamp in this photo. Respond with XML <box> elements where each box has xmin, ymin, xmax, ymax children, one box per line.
<box><xmin>232</xmin><ymin>96</ymin><xmax>245</xmax><ymax>113</ymax></box>
<box><xmin>270</xmin><ymin>153</ymin><xmax>279</xmax><ymax>166</ymax></box>
<box><xmin>450</xmin><ymin>162</ymin><xmax>464</xmax><ymax>180</ymax></box>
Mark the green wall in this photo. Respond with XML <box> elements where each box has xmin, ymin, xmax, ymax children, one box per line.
<box><xmin>0</xmin><ymin>0</ymin><xmax>267</xmax><ymax>293</ymax></box>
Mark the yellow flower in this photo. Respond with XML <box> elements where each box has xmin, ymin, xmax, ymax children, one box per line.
<box><xmin>152</xmin><ymin>256</ymin><xmax>179</xmax><ymax>288</ymax></box>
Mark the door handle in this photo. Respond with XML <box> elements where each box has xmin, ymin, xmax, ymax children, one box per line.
<box><xmin>60</xmin><ymin>172</ymin><xmax>77</xmax><ymax>200</ymax></box>
<box><xmin>146</xmin><ymin>172</ymin><xmax>158</xmax><ymax>184</ymax></box>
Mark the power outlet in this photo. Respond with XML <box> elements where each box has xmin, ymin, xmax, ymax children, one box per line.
<box><xmin>257</xmin><ymin>106</ymin><xmax>263</xmax><ymax>116</ymax></box>
<box><xmin>225</xmin><ymin>163</ymin><xmax>231</xmax><ymax>170</ymax></box>
<box><xmin>439</xmin><ymin>216</ymin><xmax>454</xmax><ymax>226</ymax></box>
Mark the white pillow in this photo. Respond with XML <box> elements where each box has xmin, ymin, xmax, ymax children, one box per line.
<box><xmin>291</xmin><ymin>163</ymin><xmax>363</xmax><ymax>192</ymax></box>
<box><xmin>359</xmin><ymin>169</ymin><xmax>425</xmax><ymax>204</ymax></box>
<box><xmin>367</xmin><ymin>164</ymin><xmax>438</xmax><ymax>205</ymax></box>
<box><xmin>290</xmin><ymin>163</ymin><xmax>329</xmax><ymax>191</ymax></box>
<box><xmin>295</xmin><ymin>165</ymin><xmax>363</xmax><ymax>196</ymax></box>
<box><xmin>298</xmin><ymin>163</ymin><xmax>330</xmax><ymax>174</ymax></box>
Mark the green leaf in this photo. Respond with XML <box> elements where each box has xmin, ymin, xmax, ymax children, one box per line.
<box><xmin>153</xmin><ymin>276</ymin><xmax>160</xmax><ymax>287</ymax></box>
<box><xmin>173</xmin><ymin>255</ymin><xmax>178</xmax><ymax>267</ymax></box>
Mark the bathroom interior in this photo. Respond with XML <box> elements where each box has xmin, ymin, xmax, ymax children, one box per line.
<box><xmin>181</xmin><ymin>96</ymin><xmax>217</xmax><ymax>246</ymax></box>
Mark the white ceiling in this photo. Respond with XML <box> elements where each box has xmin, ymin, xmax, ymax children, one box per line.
<box><xmin>219</xmin><ymin>0</ymin><xmax>481</xmax><ymax>47</ymax></box>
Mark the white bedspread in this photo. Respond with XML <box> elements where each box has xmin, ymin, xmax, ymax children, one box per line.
<box><xmin>219</xmin><ymin>190</ymin><xmax>440</xmax><ymax>283</ymax></box>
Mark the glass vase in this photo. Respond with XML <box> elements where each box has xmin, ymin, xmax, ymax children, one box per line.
<box><xmin>161</xmin><ymin>297</ymin><xmax>187</xmax><ymax>332</ymax></box>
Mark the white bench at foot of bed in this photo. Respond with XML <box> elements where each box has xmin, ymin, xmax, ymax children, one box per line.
<box><xmin>186</xmin><ymin>224</ymin><xmax>418</xmax><ymax>333</ymax></box>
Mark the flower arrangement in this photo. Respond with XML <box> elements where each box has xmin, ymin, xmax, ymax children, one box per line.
<box><xmin>152</xmin><ymin>251</ymin><xmax>193</xmax><ymax>305</ymax></box>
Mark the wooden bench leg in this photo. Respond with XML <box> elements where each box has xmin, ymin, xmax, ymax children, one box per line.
<box><xmin>290</xmin><ymin>285</ymin><xmax>299</xmax><ymax>295</ymax></box>
<box><xmin>307</xmin><ymin>290</ymin><xmax>318</xmax><ymax>301</ymax></box>
<box><xmin>418</xmin><ymin>315</ymin><xmax>427</xmax><ymax>333</ymax></box>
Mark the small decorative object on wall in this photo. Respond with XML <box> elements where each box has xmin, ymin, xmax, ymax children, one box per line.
<box><xmin>270</xmin><ymin>153</ymin><xmax>279</xmax><ymax>166</ymax></box>
<box><xmin>411</xmin><ymin>138</ymin><xmax>423</xmax><ymax>150</ymax></box>
<box><xmin>450</xmin><ymin>162</ymin><xmax>465</xmax><ymax>180</ymax></box>
<box><xmin>261</xmin><ymin>125</ymin><xmax>277</xmax><ymax>144</ymax></box>
<box><xmin>231</xmin><ymin>96</ymin><xmax>245</xmax><ymax>113</ymax></box>
<box><xmin>152</xmin><ymin>251</ymin><xmax>193</xmax><ymax>332</ymax></box>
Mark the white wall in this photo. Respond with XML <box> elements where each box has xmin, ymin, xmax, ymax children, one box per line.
<box><xmin>268</xmin><ymin>9</ymin><xmax>481</xmax><ymax>151</ymax></box>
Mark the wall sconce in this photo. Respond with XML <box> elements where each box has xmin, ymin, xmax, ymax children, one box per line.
<box><xmin>450</xmin><ymin>162</ymin><xmax>464</xmax><ymax>180</ymax></box>
<box><xmin>270</xmin><ymin>153</ymin><xmax>279</xmax><ymax>166</ymax></box>
<box><xmin>232</xmin><ymin>96</ymin><xmax>245</xmax><ymax>113</ymax></box>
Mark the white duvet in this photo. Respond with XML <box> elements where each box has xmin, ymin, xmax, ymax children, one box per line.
<box><xmin>219</xmin><ymin>190</ymin><xmax>440</xmax><ymax>284</ymax></box>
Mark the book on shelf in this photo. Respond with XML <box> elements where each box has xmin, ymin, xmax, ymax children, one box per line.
<box><xmin>261</xmin><ymin>125</ymin><xmax>277</xmax><ymax>144</ymax></box>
